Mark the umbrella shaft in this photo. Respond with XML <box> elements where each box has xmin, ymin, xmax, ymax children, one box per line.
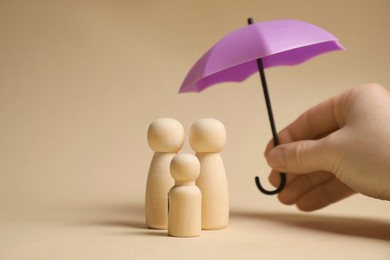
<box><xmin>256</xmin><ymin>58</ymin><xmax>280</xmax><ymax>147</ymax></box>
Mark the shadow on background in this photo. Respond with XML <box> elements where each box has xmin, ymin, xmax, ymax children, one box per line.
<box><xmin>66</xmin><ymin>201</ymin><xmax>390</xmax><ymax>240</ymax></box>
<box><xmin>231</xmin><ymin>210</ymin><xmax>390</xmax><ymax>241</ymax></box>
<box><xmin>93</xmin><ymin>203</ymin><xmax>145</xmax><ymax>229</ymax></box>
<box><xmin>63</xmin><ymin>201</ymin><xmax>147</xmax><ymax>231</ymax></box>
<box><xmin>76</xmin><ymin>201</ymin><xmax>168</xmax><ymax>236</ymax></box>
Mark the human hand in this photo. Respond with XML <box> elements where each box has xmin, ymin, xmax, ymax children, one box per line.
<box><xmin>264</xmin><ymin>83</ymin><xmax>390</xmax><ymax>211</ymax></box>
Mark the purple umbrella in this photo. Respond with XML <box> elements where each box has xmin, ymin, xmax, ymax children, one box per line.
<box><xmin>179</xmin><ymin>18</ymin><xmax>344</xmax><ymax>195</ymax></box>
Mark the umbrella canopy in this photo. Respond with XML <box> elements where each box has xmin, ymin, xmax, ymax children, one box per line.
<box><xmin>179</xmin><ymin>19</ymin><xmax>344</xmax><ymax>93</ymax></box>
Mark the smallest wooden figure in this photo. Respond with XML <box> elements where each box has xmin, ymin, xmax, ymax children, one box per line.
<box><xmin>168</xmin><ymin>153</ymin><xmax>202</xmax><ymax>238</ymax></box>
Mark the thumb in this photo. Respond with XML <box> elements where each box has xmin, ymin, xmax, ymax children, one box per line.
<box><xmin>265</xmin><ymin>139</ymin><xmax>334</xmax><ymax>174</ymax></box>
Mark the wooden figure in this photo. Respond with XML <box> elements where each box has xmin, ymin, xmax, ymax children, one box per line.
<box><xmin>190</xmin><ymin>118</ymin><xmax>229</xmax><ymax>230</ymax></box>
<box><xmin>145</xmin><ymin>118</ymin><xmax>185</xmax><ymax>229</ymax></box>
<box><xmin>168</xmin><ymin>153</ymin><xmax>201</xmax><ymax>237</ymax></box>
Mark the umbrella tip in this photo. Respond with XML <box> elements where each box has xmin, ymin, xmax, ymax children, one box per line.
<box><xmin>247</xmin><ymin>17</ymin><xmax>254</xmax><ymax>25</ymax></box>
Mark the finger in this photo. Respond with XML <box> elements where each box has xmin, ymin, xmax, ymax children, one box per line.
<box><xmin>264</xmin><ymin>92</ymin><xmax>347</xmax><ymax>155</ymax></box>
<box><xmin>280</xmin><ymin>94</ymin><xmax>345</xmax><ymax>142</ymax></box>
<box><xmin>266</xmin><ymin>138</ymin><xmax>335</xmax><ymax>174</ymax></box>
<box><xmin>277</xmin><ymin>171</ymin><xmax>335</xmax><ymax>205</ymax></box>
<box><xmin>264</xmin><ymin>129</ymin><xmax>295</xmax><ymax>153</ymax></box>
<box><xmin>295</xmin><ymin>178</ymin><xmax>356</xmax><ymax>212</ymax></box>
<box><xmin>269</xmin><ymin>170</ymin><xmax>298</xmax><ymax>187</ymax></box>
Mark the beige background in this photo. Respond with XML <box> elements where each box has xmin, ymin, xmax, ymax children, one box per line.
<box><xmin>0</xmin><ymin>0</ymin><xmax>389</xmax><ymax>259</ymax></box>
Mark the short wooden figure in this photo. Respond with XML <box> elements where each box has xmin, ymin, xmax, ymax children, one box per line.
<box><xmin>190</xmin><ymin>118</ymin><xmax>229</xmax><ymax>230</ymax></box>
<box><xmin>168</xmin><ymin>153</ymin><xmax>201</xmax><ymax>237</ymax></box>
<box><xmin>145</xmin><ymin>118</ymin><xmax>185</xmax><ymax>229</ymax></box>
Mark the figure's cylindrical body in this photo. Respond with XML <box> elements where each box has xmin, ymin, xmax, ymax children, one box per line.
<box><xmin>195</xmin><ymin>153</ymin><xmax>229</xmax><ymax>229</ymax></box>
<box><xmin>145</xmin><ymin>152</ymin><xmax>176</xmax><ymax>229</ymax></box>
<box><xmin>168</xmin><ymin>184</ymin><xmax>202</xmax><ymax>237</ymax></box>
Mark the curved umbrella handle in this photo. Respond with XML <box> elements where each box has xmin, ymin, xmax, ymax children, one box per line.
<box><xmin>248</xmin><ymin>17</ymin><xmax>287</xmax><ymax>195</ymax></box>
<box><xmin>255</xmin><ymin>172</ymin><xmax>286</xmax><ymax>195</ymax></box>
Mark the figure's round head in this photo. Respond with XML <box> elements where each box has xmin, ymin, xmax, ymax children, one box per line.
<box><xmin>147</xmin><ymin>118</ymin><xmax>184</xmax><ymax>152</ymax></box>
<box><xmin>189</xmin><ymin>118</ymin><xmax>226</xmax><ymax>153</ymax></box>
<box><xmin>170</xmin><ymin>153</ymin><xmax>200</xmax><ymax>182</ymax></box>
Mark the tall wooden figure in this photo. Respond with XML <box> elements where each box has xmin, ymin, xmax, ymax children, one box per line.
<box><xmin>145</xmin><ymin>118</ymin><xmax>185</xmax><ymax>229</ymax></box>
<box><xmin>168</xmin><ymin>153</ymin><xmax>201</xmax><ymax>237</ymax></box>
<box><xmin>190</xmin><ymin>118</ymin><xmax>229</xmax><ymax>230</ymax></box>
